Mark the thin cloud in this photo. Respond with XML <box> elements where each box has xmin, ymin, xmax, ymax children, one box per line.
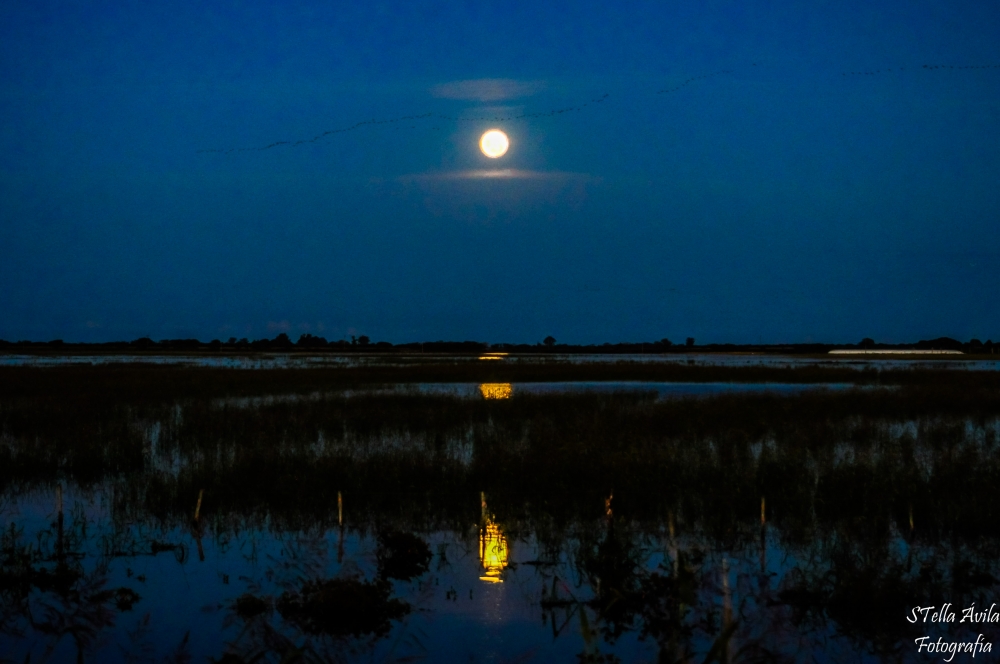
<box><xmin>431</xmin><ymin>78</ymin><xmax>546</xmax><ymax>102</ymax></box>
<box><xmin>398</xmin><ymin>169</ymin><xmax>596</xmax><ymax>182</ymax></box>
<box><xmin>393</xmin><ymin>169</ymin><xmax>601</xmax><ymax>222</ymax></box>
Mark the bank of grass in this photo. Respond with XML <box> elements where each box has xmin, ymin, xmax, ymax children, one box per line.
<box><xmin>3</xmin><ymin>360</ymin><xmax>1000</xmax><ymax>403</ymax></box>
<box><xmin>1</xmin><ymin>363</ymin><xmax>999</xmax><ymax>545</ymax></box>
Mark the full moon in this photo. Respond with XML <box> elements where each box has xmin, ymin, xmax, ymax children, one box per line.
<box><xmin>479</xmin><ymin>130</ymin><xmax>509</xmax><ymax>158</ymax></box>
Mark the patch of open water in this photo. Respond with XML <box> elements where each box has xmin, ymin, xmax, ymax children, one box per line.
<box><xmin>2</xmin><ymin>485</ymin><xmax>980</xmax><ymax>663</ymax></box>
<box><xmin>3</xmin><ymin>352</ymin><xmax>999</xmax><ymax>371</ymax></box>
<box><xmin>213</xmin><ymin>381</ymin><xmax>866</xmax><ymax>410</ymax></box>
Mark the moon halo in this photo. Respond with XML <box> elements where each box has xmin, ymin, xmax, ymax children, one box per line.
<box><xmin>479</xmin><ymin>129</ymin><xmax>509</xmax><ymax>158</ymax></box>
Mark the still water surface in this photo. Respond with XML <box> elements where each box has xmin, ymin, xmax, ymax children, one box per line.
<box><xmin>6</xmin><ymin>485</ymin><xmax>984</xmax><ymax>664</ymax></box>
<box><xmin>3</xmin><ymin>352</ymin><xmax>1000</xmax><ymax>371</ymax></box>
<box><xmin>3</xmin><ymin>485</ymin><xmax>994</xmax><ymax>663</ymax></box>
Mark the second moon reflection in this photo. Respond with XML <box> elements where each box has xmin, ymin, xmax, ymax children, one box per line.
<box><xmin>480</xmin><ymin>492</ymin><xmax>509</xmax><ymax>583</ymax></box>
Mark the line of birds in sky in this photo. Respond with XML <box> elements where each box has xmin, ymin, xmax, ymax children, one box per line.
<box><xmin>198</xmin><ymin>113</ymin><xmax>435</xmax><ymax>153</ymax></box>
<box><xmin>842</xmin><ymin>63</ymin><xmax>1000</xmax><ymax>76</ymax></box>
<box><xmin>198</xmin><ymin>62</ymin><xmax>1000</xmax><ymax>154</ymax></box>
<box><xmin>656</xmin><ymin>70</ymin><xmax>734</xmax><ymax>94</ymax></box>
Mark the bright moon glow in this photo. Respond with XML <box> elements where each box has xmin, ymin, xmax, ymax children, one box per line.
<box><xmin>479</xmin><ymin>130</ymin><xmax>509</xmax><ymax>158</ymax></box>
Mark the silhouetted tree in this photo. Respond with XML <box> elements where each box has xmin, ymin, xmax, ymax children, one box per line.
<box><xmin>543</xmin><ymin>336</ymin><xmax>556</xmax><ymax>347</ymax></box>
<box><xmin>685</xmin><ymin>337</ymin><xmax>695</xmax><ymax>347</ymax></box>
<box><xmin>358</xmin><ymin>335</ymin><xmax>370</xmax><ymax>346</ymax></box>
<box><xmin>915</xmin><ymin>337</ymin><xmax>963</xmax><ymax>351</ymax></box>
<box><xmin>296</xmin><ymin>333</ymin><xmax>328</xmax><ymax>348</ymax></box>
<box><xmin>660</xmin><ymin>338</ymin><xmax>672</xmax><ymax>347</ymax></box>
<box><xmin>130</xmin><ymin>337</ymin><xmax>155</xmax><ymax>349</ymax></box>
<box><xmin>859</xmin><ymin>337</ymin><xmax>876</xmax><ymax>349</ymax></box>
<box><xmin>272</xmin><ymin>333</ymin><xmax>292</xmax><ymax>348</ymax></box>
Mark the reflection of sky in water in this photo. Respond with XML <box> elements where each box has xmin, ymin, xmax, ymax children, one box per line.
<box><xmin>4</xmin><ymin>352</ymin><xmax>1000</xmax><ymax>371</ymax></box>
<box><xmin>0</xmin><ymin>488</ymin><xmax>633</xmax><ymax>662</ymax></box>
<box><xmin>210</xmin><ymin>382</ymin><xmax>871</xmax><ymax>412</ymax></box>
<box><xmin>460</xmin><ymin>381</ymin><xmax>861</xmax><ymax>399</ymax></box>
<box><xmin>3</xmin><ymin>485</ymin><xmax>987</xmax><ymax>662</ymax></box>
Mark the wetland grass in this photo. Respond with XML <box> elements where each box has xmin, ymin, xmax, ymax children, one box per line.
<box><xmin>2</xmin><ymin>363</ymin><xmax>1000</xmax><ymax>538</ymax></box>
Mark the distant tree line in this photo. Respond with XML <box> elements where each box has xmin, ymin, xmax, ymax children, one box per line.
<box><xmin>0</xmin><ymin>335</ymin><xmax>995</xmax><ymax>354</ymax></box>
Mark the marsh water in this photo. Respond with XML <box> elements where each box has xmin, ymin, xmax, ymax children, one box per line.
<box><xmin>4</xmin><ymin>352</ymin><xmax>1000</xmax><ymax>371</ymax></box>
<box><xmin>3</xmin><ymin>362</ymin><xmax>1000</xmax><ymax>663</ymax></box>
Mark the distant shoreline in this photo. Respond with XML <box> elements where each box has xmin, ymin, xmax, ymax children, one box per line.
<box><xmin>829</xmin><ymin>349</ymin><xmax>964</xmax><ymax>355</ymax></box>
<box><xmin>0</xmin><ymin>334</ymin><xmax>993</xmax><ymax>357</ymax></box>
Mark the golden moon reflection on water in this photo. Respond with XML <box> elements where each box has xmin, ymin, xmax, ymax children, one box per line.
<box><xmin>479</xmin><ymin>519</ymin><xmax>508</xmax><ymax>582</ymax></box>
<box><xmin>479</xmin><ymin>383</ymin><xmax>512</xmax><ymax>399</ymax></box>
<box><xmin>479</xmin><ymin>130</ymin><xmax>509</xmax><ymax>158</ymax></box>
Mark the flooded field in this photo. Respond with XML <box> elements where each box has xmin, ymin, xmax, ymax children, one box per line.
<box><xmin>3</xmin><ymin>363</ymin><xmax>1000</xmax><ymax>662</ymax></box>
<box><xmin>3</xmin><ymin>351</ymin><xmax>1000</xmax><ymax>372</ymax></box>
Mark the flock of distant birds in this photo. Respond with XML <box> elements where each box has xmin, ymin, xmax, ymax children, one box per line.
<box><xmin>657</xmin><ymin>69</ymin><xmax>734</xmax><ymax>94</ymax></box>
<box><xmin>196</xmin><ymin>94</ymin><xmax>613</xmax><ymax>154</ymax></box>
<box><xmin>842</xmin><ymin>63</ymin><xmax>1000</xmax><ymax>76</ymax></box>
<box><xmin>198</xmin><ymin>61</ymin><xmax>1000</xmax><ymax>154</ymax></box>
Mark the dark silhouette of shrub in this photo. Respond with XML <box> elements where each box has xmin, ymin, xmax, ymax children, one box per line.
<box><xmin>234</xmin><ymin>593</ymin><xmax>269</xmax><ymax>619</ymax></box>
<box><xmin>276</xmin><ymin>578</ymin><xmax>408</xmax><ymax>637</ymax></box>
<box><xmin>377</xmin><ymin>531</ymin><xmax>432</xmax><ymax>581</ymax></box>
<box><xmin>296</xmin><ymin>334</ymin><xmax>328</xmax><ymax>348</ymax></box>
<box><xmin>113</xmin><ymin>587</ymin><xmax>141</xmax><ymax>611</ymax></box>
<box><xmin>915</xmin><ymin>337</ymin><xmax>963</xmax><ymax>351</ymax></box>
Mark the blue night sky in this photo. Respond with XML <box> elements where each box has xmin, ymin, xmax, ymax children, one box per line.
<box><xmin>2</xmin><ymin>0</ymin><xmax>999</xmax><ymax>344</ymax></box>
